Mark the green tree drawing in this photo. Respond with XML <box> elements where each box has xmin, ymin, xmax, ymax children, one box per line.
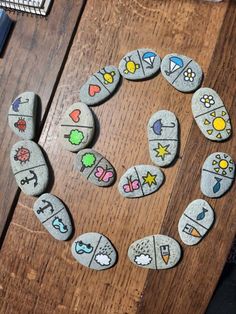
<box><xmin>80</xmin><ymin>153</ymin><xmax>96</xmax><ymax>172</ymax></box>
<box><xmin>64</xmin><ymin>130</ymin><xmax>84</xmax><ymax>145</ymax></box>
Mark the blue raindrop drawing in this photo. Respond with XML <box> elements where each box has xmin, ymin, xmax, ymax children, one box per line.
<box><xmin>196</xmin><ymin>208</ymin><xmax>208</xmax><ymax>221</ymax></box>
<box><xmin>152</xmin><ymin>119</ymin><xmax>175</xmax><ymax>135</ymax></box>
<box><xmin>213</xmin><ymin>177</ymin><xmax>222</xmax><ymax>193</ymax></box>
<box><xmin>165</xmin><ymin>56</ymin><xmax>184</xmax><ymax>76</ymax></box>
<box><xmin>142</xmin><ymin>51</ymin><xmax>157</xmax><ymax>69</ymax></box>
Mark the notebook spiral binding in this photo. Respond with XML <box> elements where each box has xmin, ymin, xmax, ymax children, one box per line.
<box><xmin>0</xmin><ymin>0</ymin><xmax>46</xmax><ymax>16</ymax></box>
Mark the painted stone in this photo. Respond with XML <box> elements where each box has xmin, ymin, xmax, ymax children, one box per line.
<box><xmin>192</xmin><ymin>88</ymin><xmax>231</xmax><ymax>141</ymax></box>
<box><xmin>79</xmin><ymin>65</ymin><xmax>120</xmax><ymax>106</ymax></box>
<box><xmin>33</xmin><ymin>194</ymin><xmax>72</xmax><ymax>241</ymax></box>
<box><xmin>148</xmin><ymin>110</ymin><xmax>179</xmax><ymax>167</ymax></box>
<box><xmin>10</xmin><ymin>140</ymin><xmax>49</xmax><ymax>196</ymax></box>
<box><xmin>178</xmin><ymin>199</ymin><xmax>215</xmax><ymax>246</ymax></box>
<box><xmin>128</xmin><ymin>234</ymin><xmax>181</xmax><ymax>270</ymax></box>
<box><xmin>59</xmin><ymin>102</ymin><xmax>95</xmax><ymax>152</ymax></box>
<box><xmin>71</xmin><ymin>232</ymin><xmax>117</xmax><ymax>270</ymax></box>
<box><xmin>201</xmin><ymin>152</ymin><xmax>235</xmax><ymax>198</ymax></box>
<box><xmin>8</xmin><ymin>91</ymin><xmax>37</xmax><ymax>140</ymax></box>
<box><xmin>161</xmin><ymin>53</ymin><xmax>203</xmax><ymax>92</ymax></box>
<box><xmin>118</xmin><ymin>165</ymin><xmax>164</xmax><ymax>198</ymax></box>
<box><xmin>76</xmin><ymin>149</ymin><xmax>115</xmax><ymax>187</ymax></box>
<box><xmin>118</xmin><ymin>48</ymin><xmax>161</xmax><ymax>80</ymax></box>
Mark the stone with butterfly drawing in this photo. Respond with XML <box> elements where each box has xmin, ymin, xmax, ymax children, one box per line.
<box><xmin>75</xmin><ymin>149</ymin><xmax>116</xmax><ymax>187</ymax></box>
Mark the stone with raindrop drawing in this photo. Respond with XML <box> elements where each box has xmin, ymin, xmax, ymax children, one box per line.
<box><xmin>75</xmin><ymin>149</ymin><xmax>115</xmax><ymax>187</ymax></box>
<box><xmin>118</xmin><ymin>165</ymin><xmax>164</xmax><ymax>198</ymax></box>
<box><xmin>10</xmin><ymin>140</ymin><xmax>49</xmax><ymax>196</ymax></box>
<box><xmin>201</xmin><ymin>152</ymin><xmax>235</xmax><ymax>198</ymax></box>
<box><xmin>33</xmin><ymin>193</ymin><xmax>72</xmax><ymax>241</ymax></box>
<box><xmin>8</xmin><ymin>91</ymin><xmax>38</xmax><ymax>140</ymax></box>
<box><xmin>59</xmin><ymin>102</ymin><xmax>95</xmax><ymax>152</ymax></box>
<box><xmin>79</xmin><ymin>65</ymin><xmax>120</xmax><ymax>106</ymax></box>
<box><xmin>118</xmin><ymin>48</ymin><xmax>161</xmax><ymax>80</ymax></box>
<box><xmin>161</xmin><ymin>53</ymin><xmax>203</xmax><ymax>92</ymax></box>
<box><xmin>178</xmin><ymin>199</ymin><xmax>215</xmax><ymax>246</ymax></box>
<box><xmin>148</xmin><ymin>110</ymin><xmax>179</xmax><ymax>167</ymax></box>
<box><xmin>71</xmin><ymin>232</ymin><xmax>117</xmax><ymax>270</ymax></box>
<box><xmin>192</xmin><ymin>87</ymin><xmax>231</xmax><ymax>141</ymax></box>
<box><xmin>128</xmin><ymin>234</ymin><xmax>181</xmax><ymax>270</ymax></box>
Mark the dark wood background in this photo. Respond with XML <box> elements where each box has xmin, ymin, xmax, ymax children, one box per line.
<box><xmin>0</xmin><ymin>1</ymin><xmax>235</xmax><ymax>313</ymax></box>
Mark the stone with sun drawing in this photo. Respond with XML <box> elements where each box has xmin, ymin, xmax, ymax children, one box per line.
<box><xmin>192</xmin><ymin>88</ymin><xmax>231</xmax><ymax>141</ymax></box>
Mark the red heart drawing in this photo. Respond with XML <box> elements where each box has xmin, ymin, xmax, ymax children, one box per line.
<box><xmin>89</xmin><ymin>84</ymin><xmax>101</xmax><ymax>97</ymax></box>
<box><xmin>69</xmin><ymin>109</ymin><xmax>81</xmax><ymax>123</ymax></box>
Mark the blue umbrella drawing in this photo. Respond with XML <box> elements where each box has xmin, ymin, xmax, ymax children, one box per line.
<box><xmin>165</xmin><ymin>56</ymin><xmax>184</xmax><ymax>76</ymax></box>
<box><xmin>152</xmin><ymin>119</ymin><xmax>176</xmax><ymax>135</ymax></box>
<box><xmin>142</xmin><ymin>51</ymin><xmax>157</xmax><ymax>68</ymax></box>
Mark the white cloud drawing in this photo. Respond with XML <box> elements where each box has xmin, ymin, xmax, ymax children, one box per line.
<box><xmin>95</xmin><ymin>253</ymin><xmax>111</xmax><ymax>266</ymax></box>
<box><xmin>134</xmin><ymin>254</ymin><xmax>152</xmax><ymax>266</ymax></box>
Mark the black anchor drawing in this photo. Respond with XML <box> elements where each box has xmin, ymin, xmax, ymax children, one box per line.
<box><xmin>37</xmin><ymin>200</ymin><xmax>54</xmax><ymax>215</ymax></box>
<box><xmin>20</xmin><ymin>170</ymin><xmax>38</xmax><ymax>187</ymax></box>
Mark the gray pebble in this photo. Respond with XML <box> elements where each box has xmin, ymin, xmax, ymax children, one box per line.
<box><xmin>201</xmin><ymin>152</ymin><xmax>235</xmax><ymax>198</ymax></box>
<box><xmin>79</xmin><ymin>65</ymin><xmax>120</xmax><ymax>106</ymax></box>
<box><xmin>128</xmin><ymin>234</ymin><xmax>181</xmax><ymax>270</ymax></box>
<box><xmin>33</xmin><ymin>194</ymin><xmax>72</xmax><ymax>241</ymax></box>
<box><xmin>118</xmin><ymin>165</ymin><xmax>164</xmax><ymax>198</ymax></box>
<box><xmin>161</xmin><ymin>53</ymin><xmax>203</xmax><ymax>92</ymax></box>
<box><xmin>10</xmin><ymin>140</ymin><xmax>49</xmax><ymax>196</ymax></box>
<box><xmin>192</xmin><ymin>87</ymin><xmax>231</xmax><ymax>141</ymax></box>
<box><xmin>148</xmin><ymin>110</ymin><xmax>179</xmax><ymax>167</ymax></box>
<box><xmin>75</xmin><ymin>149</ymin><xmax>115</xmax><ymax>187</ymax></box>
<box><xmin>71</xmin><ymin>232</ymin><xmax>117</xmax><ymax>270</ymax></box>
<box><xmin>8</xmin><ymin>91</ymin><xmax>37</xmax><ymax>140</ymax></box>
<box><xmin>59</xmin><ymin>102</ymin><xmax>95</xmax><ymax>152</ymax></box>
<box><xmin>178</xmin><ymin>199</ymin><xmax>215</xmax><ymax>246</ymax></box>
<box><xmin>118</xmin><ymin>48</ymin><xmax>161</xmax><ymax>80</ymax></box>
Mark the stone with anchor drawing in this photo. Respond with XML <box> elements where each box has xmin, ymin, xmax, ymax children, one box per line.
<box><xmin>119</xmin><ymin>48</ymin><xmax>161</xmax><ymax>80</ymax></box>
<box><xmin>33</xmin><ymin>194</ymin><xmax>72</xmax><ymax>241</ymax></box>
<box><xmin>10</xmin><ymin>140</ymin><xmax>49</xmax><ymax>196</ymax></box>
<box><xmin>79</xmin><ymin>65</ymin><xmax>120</xmax><ymax>106</ymax></box>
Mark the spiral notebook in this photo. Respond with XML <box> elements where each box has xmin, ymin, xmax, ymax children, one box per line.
<box><xmin>0</xmin><ymin>9</ymin><xmax>12</xmax><ymax>53</ymax></box>
<box><xmin>0</xmin><ymin>0</ymin><xmax>52</xmax><ymax>15</ymax></box>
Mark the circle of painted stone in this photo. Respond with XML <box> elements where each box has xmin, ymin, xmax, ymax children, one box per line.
<box><xmin>71</xmin><ymin>232</ymin><xmax>117</xmax><ymax>270</ymax></box>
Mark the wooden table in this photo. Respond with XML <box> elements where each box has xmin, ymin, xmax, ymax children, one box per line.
<box><xmin>0</xmin><ymin>1</ymin><xmax>235</xmax><ymax>313</ymax></box>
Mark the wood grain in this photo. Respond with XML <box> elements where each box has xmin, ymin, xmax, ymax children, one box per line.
<box><xmin>0</xmin><ymin>0</ymin><xmax>235</xmax><ymax>313</ymax></box>
<box><xmin>0</xmin><ymin>0</ymin><xmax>85</xmax><ymax>240</ymax></box>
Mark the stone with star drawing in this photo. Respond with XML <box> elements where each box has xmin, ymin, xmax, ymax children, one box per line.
<box><xmin>118</xmin><ymin>165</ymin><xmax>164</xmax><ymax>198</ymax></box>
<box><xmin>192</xmin><ymin>88</ymin><xmax>231</xmax><ymax>141</ymax></box>
<box><xmin>148</xmin><ymin>110</ymin><xmax>179</xmax><ymax>167</ymax></box>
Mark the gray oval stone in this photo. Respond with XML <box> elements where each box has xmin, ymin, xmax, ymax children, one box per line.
<box><xmin>75</xmin><ymin>149</ymin><xmax>115</xmax><ymax>187</ymax></box>
<box><xmin>201</xmin><ymin>152</ymin><xmax>235</xmax><ymax>198</ymax></box>
<box><xmin>118</xmin><ymin>48</ymin><xmax>161</xmax><ymax>80</ymax></box>
<box><xmin>8</xmin><ymin>91</ymin><xmax>38</xmax><ymax>140</ymax></box>
<box><xmin>161</xmin><ymin>53</ymin><xmax>203</xmax><ymax>92</ymax></box>
<box><xmin>79</xmin><ymin>65</ymin><xmax>120</xmax><ymax>106</ymax></box>
<box><xmin>128</xmin><ymin>234</ymin><xmax>181</xmax><ymax>270</ymax></box>
<box><xmin>178</xmin><ymin>199</ymin><xmax>215</xmax><ymax>246</ymax></box>
<box><xmin>192</xmin><ymin>88</ymin><xmax>231</xmax><ymax>141</ymax></box>
<box><xmin>71</xmin><ymin>232</ymin><xmax>117</xmax><ymax>270</ymax></box>
<box><xmin>148</xmin><ymin>110</ymin><xmax>179</xmax><ymax>167</ymax></box>
<box><xmin>59</xmin><ymin>102</ymin><xmax>95</xmax><ymax>152</ymax></box>
<box><xmin>10</xmin><ymin>140</ymin><xmax>49</xmax><ymax>196</ymax></box>
<box><xmin>118</xmin><ymin>165</ymin><xmax>164</xmax><ymax>198</ymax></box>
<box><xmin>33</xmin><ymin>194</ymin><xmax>72</xmax><ymax>241</ymax></box>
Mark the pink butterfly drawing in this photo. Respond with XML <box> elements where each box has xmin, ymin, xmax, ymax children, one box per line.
<box><xmin>95</xmin><ymin>166</ymin><xmax>114</xmax><ymax>182</ymax></box>
<box><xmin>123</xmin><ymin>176</ymin><xmax>140</xmax><ymax>193</ymax></box>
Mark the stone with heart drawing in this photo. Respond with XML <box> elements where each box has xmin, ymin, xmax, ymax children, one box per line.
<box><xmin>59</xmin><ymin>102</ymin><xmax>95</xmax><ymax>152</ymax></box>
<box><xmin>75</xmin><ymin>148</ymin><xmax>116</xmax><ymax>187</ymax></box>
<box><xmin>79</xmin><ymin>65</ymin><xmax>120</xmax><ymax>106</ymax></box>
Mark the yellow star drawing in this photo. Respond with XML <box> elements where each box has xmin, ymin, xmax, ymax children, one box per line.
<box><xmin>142</xmin><ymin>171</ymin><xmax>157</xmax><ymax>187</ymax></box>
<box><xmin>154</xmin><ymin>143</ymin><xmax>171</xmax><ymax>161</ymax></box>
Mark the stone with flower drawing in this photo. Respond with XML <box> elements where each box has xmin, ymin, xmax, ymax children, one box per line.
<box><xmin>71</xmin><ymin>232</ymin><xmax>117</xmax><ymax>270</ymax></box>
<box><xmin>192</xmin><ymin>88</ymin><xmax>231</xmax><ymax>141</ymax></box>
<box><xmin>161</xmin><ymin>53</ymin><xmax>203</xmax><ymax>92</ymax></box>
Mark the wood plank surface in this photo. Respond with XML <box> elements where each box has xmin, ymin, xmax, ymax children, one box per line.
<box><xmin>0</xmin><ymin>0</ymin><xmax>85</xmax><ymax>239</ymax></box>
<box><xmin>0</xmin><ymin>0</ymin><xmax>235</xmax><ymax>313</ymax></box>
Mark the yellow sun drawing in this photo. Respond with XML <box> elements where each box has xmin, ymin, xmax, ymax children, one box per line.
<box><xmin>212</xmin><ymin>154</ymin><xmax>234</xmax><ymax>176</ymax></box>
<box><xmin>142</xmin><ymin>171</ymin><xmax>157</xmax><ymax>187</ymax></box>
<box><xmin>154</xmin><ymin>143</ymin><xmax>170</xmax><ymax>161</ymax></box>
<box><xmin>204</xmin><ymin>111</ymin><xmax>231</xmax><ymax>139</ymax></box>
